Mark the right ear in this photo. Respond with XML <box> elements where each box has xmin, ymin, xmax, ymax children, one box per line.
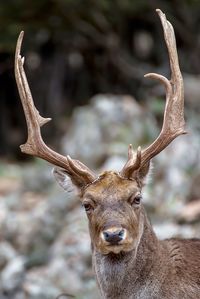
<box><xmin>53</xmin><ymin>167</ymin><xmax>80</xmax><ymax>195</ymax></box>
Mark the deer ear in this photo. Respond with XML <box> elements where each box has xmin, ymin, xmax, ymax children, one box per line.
<box><xmin>53</xmin><ymin>167</ymin><xmax>80</xmax><ymax>195</ymax></box>
<box><xmin>134</xmin><ymin>161</ymin><xmax>151</xmax><ymax>186</ymax></box>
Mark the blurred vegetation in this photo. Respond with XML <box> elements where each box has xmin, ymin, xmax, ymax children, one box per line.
<box><xmin>0</xmin><ymin>0</ymin><xmax>200</xmax><ymax>157</ymax></box>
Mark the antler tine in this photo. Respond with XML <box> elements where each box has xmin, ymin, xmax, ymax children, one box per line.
<box><xmin>120</xmin><ymin>145</ymin><xmax>141</xmax><ymax>179</ymax></box>
<box><xmin>15</xmin><ymin>31</ymin><xmax>96</xmax><ymax>185</ymax></box>
<box><xmin>120</xmin><ymin>9</ymin><xmax>186</xmax><ymax>178</ymax></box>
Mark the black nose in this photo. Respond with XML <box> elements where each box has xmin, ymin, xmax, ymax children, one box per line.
<box><xmin>103</xmin><ymin>229</ymin><xmax>125</xmax><ymax>245</ymax></box>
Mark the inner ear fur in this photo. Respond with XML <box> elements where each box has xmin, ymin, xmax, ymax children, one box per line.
<box><xmin>53</xmin><ymin>167</ymin><xmax>81</xmax><ymax>194</ymax></box>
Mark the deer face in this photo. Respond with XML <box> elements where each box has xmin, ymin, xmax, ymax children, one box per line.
<box><xmin>54</xmin><ymin>168</ymin><xmax>146</xmax><ymax>255</ymax></box>
<box><xmin>82</xmin><ymin>171</ymin><xmax>145</xmax><ymax>254</ymax></box>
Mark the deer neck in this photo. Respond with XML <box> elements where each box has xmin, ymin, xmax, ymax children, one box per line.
<box><xmin>92</xmin><ymin>211</ymin><xmax>164</xmax><ymax>299</ymax></box>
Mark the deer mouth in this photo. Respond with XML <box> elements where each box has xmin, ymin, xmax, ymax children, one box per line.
<box><xmin>99</xmin><ymin>242</ymin><xmax>135</xmax><ymax>255</ymax></box>
<box><xmin>98</xmin><ymin>229</ymin><xmax>135</xmax><ymax>254</ymax></box>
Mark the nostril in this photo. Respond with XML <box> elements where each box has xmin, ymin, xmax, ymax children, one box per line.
<box><xmin>103</xmin><ymin>231</ymin><xmax>110</xmax><ymax>239</ymax></box>
<box><xmin>118</xmin><ymin>229</ymin><xmax>125</xmax><ymax>238</ymax></box>
<box><xmin>103</xmin><ymin>229</ymin><xmax>125</xmax><ymax>244</ymax></box>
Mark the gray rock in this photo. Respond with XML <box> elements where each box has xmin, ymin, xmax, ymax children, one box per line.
<box><xmin>62</xmin><ymin>94</ymin><xmax>157</xmax><ymax>169</ymax></box>
<box><xmin>23</xmin><ymin>270</ymin><xmax>60</xmax><ymax>299</ymax></box>
<box><xmin>1</xmin><ymin>256</ymin><xmax>26</xmax><ymax>291</ymax></box>
<box><xmin>154</xmin><ymin>222</ymin><xmax>196</xmax><ymax>240</ymax></box>
<box><xmin>0</xmin><ymin>242</ymin><xmax>17</xmax><ymax>269</ymax></box>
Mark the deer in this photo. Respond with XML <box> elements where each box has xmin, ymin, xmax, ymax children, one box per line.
<box><xmin>15</xmin><ymin>9</ymin><xmax>200</xmax><ymax>299</ymax></box>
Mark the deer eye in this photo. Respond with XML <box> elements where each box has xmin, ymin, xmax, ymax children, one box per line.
<box><xmin>129</xmin><ymin>194</ymin><xmax>142</xmax><ymax>206</ymax></box>
<box><xmin>83</xmin><ymin>203</ymin><xmax>93</xmax><ymax>212</ymax></box>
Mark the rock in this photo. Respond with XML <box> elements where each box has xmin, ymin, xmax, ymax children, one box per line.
<box><xmin>150</xmin><ymin>127</ymin><xmax>200</xmax><ymax>208</ymax></box>
<box><xmin>1</xmin><ymin>185</ymin><xmax>78</xmax><ymax>256</ymax></box>
<box><xmin>62</xmin><ymin>94</ymin><xmax>157</xmax><ymax>169</ymax></box>
<box><xmin>23</xmin><ymin>268</ymin><xmax>60</xmax><ymax>299</ymax></box>
<box><xmin>1</xmin><ymin>256</ymin><xmax>26</xmax><ymax>292</ymax></box>
<box><xmin>154</xmin><ymin>222</ymin><xmax>196</xmax><ymax>240</ymax></box>
<box><xmin>0</xmin><ymin>242</ymin><xmax>17</xmax><ymax>269</ymax></box>
<box><xmin>188</xmin><ymin>174</ymin><xmax>200</xmax><ymax>201</ymax></box>
<box><xmin>47</xmin><ymin>257</ymin><xmax>83</xmax><ymax>294</ymax></box>
<box><xmin>0</xmin><ymin>177</ymin><xmax>21</xmax><ymax>196</ymax></box>
<box><xmin>178</xmin><ymin>200</ymin><xmax>200</xmax><ymax>223</ymax></box>
<box><xmin>21</xmin><ymin>162</ymin><xmax>53</xmax><ymax>192</ymax></box>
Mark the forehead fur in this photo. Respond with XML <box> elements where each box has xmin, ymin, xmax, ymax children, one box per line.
<box><xmin>83</xmin><ymin>171</ymin><xmax>139</xmax><ymax>200</ymax></box>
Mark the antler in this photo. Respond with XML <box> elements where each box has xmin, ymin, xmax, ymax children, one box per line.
<box><xmin>15</xmin><ymin>31</ymin><xmax>96</xmax><ymax>186</ymax></box>
<box><xmin>120</xmin><ymin>9</ymin><xmax>187</xmax><ymax>179</ymax></box>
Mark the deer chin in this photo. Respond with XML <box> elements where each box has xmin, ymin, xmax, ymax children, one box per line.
<box><xmin>97</xmin><ymin>238</ymin><xmax>136</xmax><ymax>255</ymax></box>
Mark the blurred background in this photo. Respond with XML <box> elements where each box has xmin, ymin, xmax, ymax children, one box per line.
<box><xmin>0</xmin><ymin>0</ymin><xmax>200</xmax><ymax>298</ymax></box>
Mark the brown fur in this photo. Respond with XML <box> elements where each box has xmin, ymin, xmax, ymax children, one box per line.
<box><xmin>78</xmin><ymin>171</ymin><xmax>200</xmax><ymax>299</ymax></box>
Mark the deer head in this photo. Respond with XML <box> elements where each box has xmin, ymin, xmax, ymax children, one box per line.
<box><xmin>15</xmin><ymin>9</ymin><xmax>186</xmax><ymax>256</ymax></box>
